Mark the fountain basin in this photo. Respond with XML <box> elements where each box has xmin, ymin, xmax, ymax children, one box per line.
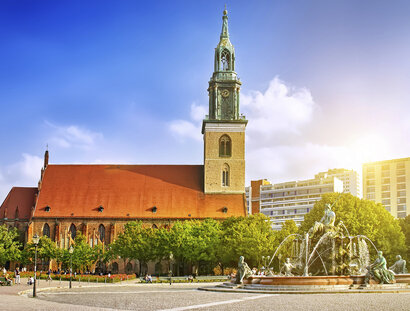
<box><xmin>237</xmin><ymin>274</ymin><xmax>410</xmax><ymax>286</ymax></box>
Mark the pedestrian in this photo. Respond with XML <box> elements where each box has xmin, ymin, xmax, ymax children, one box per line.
<box><xmin>47</xmin><ymin>269</ymin><xmax>52</xmax><ymax>281</ymax></box>
<box><xmin>15</xmin><ymin>267</ymin><xmax>20</xmax><ymax>284</ymax></box>
<box><xmin>168</xmin><ymin>270</ymin><xmax>172</xmax><ymax>285</ymax></box>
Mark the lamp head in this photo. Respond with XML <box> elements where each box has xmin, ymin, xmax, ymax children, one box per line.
<box><xmin>32</xmin><ymin>234</ymin><xmax>40</xmax><ymax>245</ymax></box>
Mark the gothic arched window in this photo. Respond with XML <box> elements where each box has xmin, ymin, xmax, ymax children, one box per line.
<box><xmin>219</xmin><ymin>135</ymin><xmax>231</xmax><ymax>157</ymax></box>
<box><xmin>221</xmin><ymin>49</ymin><xmax>230</xmax><ymax>71</ymax></box>
<box><xmin>99</xmin><ymin>224</ymin><xmax>105</xmax><ymax>242</ymax></box>
<box><xmin>222</xmin><ymin>164</ymin><xmax>230</xmax><ymax>187</ymax></box>
<box><xmin>69</xmin><ymin>224</ymin><xmax>76</xmax><ymax>240</ymax></box>
<box><xmin>43</xmin><ymin>223</ymin><xmax>50</xmax><ymax>238</ymax></box>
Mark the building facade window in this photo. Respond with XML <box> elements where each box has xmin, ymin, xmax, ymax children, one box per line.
<box><xmin>381</xmin><ymin>185</ymin><xmax>390</xmax><ymax>192</ymax></box>
<box><xmin>219</xmin><ymin>135</ymin><xmax>231</xmax><ymax>157</ymax></box>
<box><xmin>69</xmin><ymin>224</ymin><xmax>76</xmax><ymax>240</ymax></box>
<box><xmin>382</xmin><ymin>199</ymin><xmax>390</xmax><ymax>206</ymax></box>
<box><xmin>99</xmin><ymin>224</ymin><xmax>105</xmax><ymax>242</ymax></box>
<box><xmin>381</xmin><ymin>192</ymin><xmax>390</xmax><ymax>198</ymax></box>
<box><xmin>396</xmin><ymin>169</ymin><xmax>405</xmax><ymax>176</ymax></box>
<box><xmin>397</xmin><ymin>190</ymin><xmax>406</xmax><ymax>197</ymax></box>
<box><xmin>397</xmin><ymin>184</ymin><xmax>406</xmax><ymax>190</ymax></box>
<box><xmin>397</xmin><ymin>162</ymin><xmax>405</xmax><ymax>169</ymax></box>
<box><xmin>222</xmin><ymin>164</ymin><xmax>230</xmax><ymax>187</ymax></box>
<box><xmin>43</xmin><ymin>223</ymin><xmax>50</xmax><ymax>238</ymax></box>
<box><xmin>397</xmin><ymin>176</ymin><xmax>406</xmax><ymax>183</ymax></box>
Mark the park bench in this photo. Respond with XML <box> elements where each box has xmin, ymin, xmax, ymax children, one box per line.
<box><xmin>0</xmin><ymin>277</ymin><xmax>12</xmax><ymax>286</ymax></box>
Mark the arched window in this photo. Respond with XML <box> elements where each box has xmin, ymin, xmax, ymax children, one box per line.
<box><xmin>219</xmin><ymin>135</ymin><xmax>231</xmax><ymax>157</ymax></box>
<box><xmin>43</xmin><ymin>223</ymin><xmax>50</xmax><ymax>238</ymax></box>
<box><xmin>152</xmin><ymin>224</ymin><xmax>158</xmax><ymax>229</ymax></box>
<box><xmin>98</xmin><ymin>224</ymin><xmax>105</xmax><ymax>242</ymax></box>
<box><xmin>222</xmin><ymin>164</ymin><xmax>230</xmax><ymax>187</ymax></box>
<box><xmin>69</xmin><ymin>224</ymin><xmax>76</xmax><ymax>240</ymax></box>
<box><xmin>221</xmin><ymin>49</ymin><xmax>230</xmax><ymax>71</ymax></box>
<box><xmin>111</xmin><ymin>262</ymin><xmax>119</xmax><ymax>274</ymax></box>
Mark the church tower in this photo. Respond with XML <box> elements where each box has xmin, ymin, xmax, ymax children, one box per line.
<box><xmin>202</xmin><ymin>9</ymin><xmax>247</xmax><ymax>194</ymax></box>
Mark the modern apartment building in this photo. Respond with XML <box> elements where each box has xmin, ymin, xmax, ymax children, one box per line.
<box><xmin>363</xmin><ymin>157</ymin><xmax>409</xmax><ymax>219</ymax></box>
<box><xmin>315</xmin><ymin>168</ymin><xmax>362</xmax><ymax>198</ymax></box>
<box><xmin>246</xmin><ymin>174</ymin><xmax>343</xmax><ymax>230</ymax></box>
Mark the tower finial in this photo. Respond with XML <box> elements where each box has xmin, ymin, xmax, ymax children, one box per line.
<box><xmin>221</xmin><ymin>5</ymin><xmax>229</xmax><ymax>39</ymax></box>
<box><xmin>44</xmin><ymin>146</ymin><xmax>49</xmax><ymax>169</ymax></box>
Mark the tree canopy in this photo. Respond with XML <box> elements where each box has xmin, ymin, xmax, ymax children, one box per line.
<box><xmin>0</xmin><ymin>225</ymin><xmax>21</xmax><ymax>266</ymax></box>
<box><xmin>299</xmin><ymin>193</ymin><xmax>406</xmax><ymax>263</ymax></box>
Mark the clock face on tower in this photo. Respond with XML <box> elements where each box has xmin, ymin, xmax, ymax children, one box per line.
<box><xmin>221</xmin><ymin>89</ymin><xmax>230</xmax><ymax>98</ymax></box>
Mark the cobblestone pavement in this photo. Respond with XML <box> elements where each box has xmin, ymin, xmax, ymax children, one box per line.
<box><xmin>1</xmin><ymin>279</ymin><xmax>410</xmax><ymax>310</ymax></box>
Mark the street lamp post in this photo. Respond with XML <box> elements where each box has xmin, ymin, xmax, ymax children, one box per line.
<box><xmin>69</xmin><ymin>245</ymin><xmax>74</xmax><ymax>289</ymax></box>
<box><xmin>32</xmin><ymin>234</ymin><xmax>40</xmax><ymax>298</ymax></box>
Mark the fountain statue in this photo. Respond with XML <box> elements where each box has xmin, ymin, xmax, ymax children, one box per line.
<box><xmin>281</xmin><ymin>258</ymin><xmax>295</xmax><ymax>276</ymax></box>
<box><xmin>236</xmin><ymin>256</ymin><xmax>252</xmax><ymax>284</ymax></box>
<box><xmin>365</xmin><ymin>251</ymin><xmax>395</xmax><ymax>284</ymax></box>
<box><xmin>389</xmin><ymin>255</ymin><xmax>407</xmax><ymax>274</ymax></box>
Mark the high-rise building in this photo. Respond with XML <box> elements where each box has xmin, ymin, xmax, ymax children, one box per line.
<box><xmin>246</xmin><ymin>175</ymin><xmax>343</xmax><ymax>230</ymax></box>
<box><xmin>363</xmin><ymin>157</ymin><xmax>409</xmax><ymax>218</ymax></box>
<box><xmin>315</xmin><ymin>168</ymin><xmax>362</xmax><ymax>198</ymax></box>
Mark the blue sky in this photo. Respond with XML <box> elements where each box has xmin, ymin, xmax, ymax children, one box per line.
<box><xmin>1</xmin><ymin>0</ymin><xmax>410</xmax><ymax>200</ymax></box>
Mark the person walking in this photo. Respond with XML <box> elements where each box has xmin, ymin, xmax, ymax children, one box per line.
<box><xmin>15</xmin><ymin>267</ymin><xmax>20</xmax><ymax>284</ymax></box>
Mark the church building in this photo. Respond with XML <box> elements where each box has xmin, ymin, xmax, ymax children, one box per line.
<box><xmin>0</xmin><ymin>9</ymin><xmax>248</xmax><ymax>273</ymax></box>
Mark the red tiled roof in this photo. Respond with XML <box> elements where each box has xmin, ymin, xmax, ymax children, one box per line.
<box><xmin>34</xmin><ymin>165</ymin><xmax>246</xmax><ymax>219</ymax></box>
<box><xmin>0</xmin><ymin>187</ymin><xmax>37</xmax><ymax>220</ymax></box>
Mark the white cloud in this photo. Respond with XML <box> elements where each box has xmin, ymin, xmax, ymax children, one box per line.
<box><xmin>45</xmin><ymin>121</ymin><xmax>103</xmax><ymax>150</ymax></box>
<box><xmin>0</xmin><ymin>153</ymin><xmax>43</xmax><ymax>201</ymax></box>
<box><xmin>242</xmin><ymin>77</ymin><xmax>317</xmax><ymax>144</ymax></box>
<box><xmin>169</xmin><ymin>103</ymin><xmax>205</xmax><ymax>142</ymax></box>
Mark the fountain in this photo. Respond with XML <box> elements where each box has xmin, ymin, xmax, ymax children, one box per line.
<box><xmin>204</xmin><ymin>201</ymin><xmax>410</xmax><ymax>293</ymax></box>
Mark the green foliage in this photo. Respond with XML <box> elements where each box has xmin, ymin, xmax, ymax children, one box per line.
<box><xmin>0</xmin><ymin>225</ymin><xmax>21</xmax><ymax>265</ymax></box>
<box><xmin>398</xmin><ymin>215</ymin><xmax>410</xmax><ymax>260</ymax></box>
<box><xmin>111</xmin><ymin>221</ymin><xmax>155</xmax><ymax>266</ymax></box>
<box><xmin>22</xmin><ymin>236</ymin><xmax>57</xmax><ymax>265</ymax></box>
<box><xmin>219</xmin><ymin>214</ymin><xmax>276</xmax><ymax>268</ymax></box>
<box><xmin>299</xmin><ymin>193</ymin><xmax>406</xmax><ymax>263</ymax></box>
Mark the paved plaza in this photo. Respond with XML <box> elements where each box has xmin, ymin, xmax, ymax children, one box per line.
<box><xmin>0</xmin><ymin>278</ymin><xmax>409</xmax><ymax>310</ymax></box>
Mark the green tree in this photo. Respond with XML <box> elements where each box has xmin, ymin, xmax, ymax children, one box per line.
<box><xmin>111</xmin><ymin>221</ymin><xmax>155</xmax><ymax>273</ymax></box>
<box><xmin>299</xmin><ymin>193</ymin><xmax>406</xmax><ymax>263</ymax></box>
<box><xmin>22</xmin><ymin>236</ymin><xmax>57</xmax><ymax>269</ymax></box>
<box><xmin>219</xmin><ymin>214</ymin><xmax>276</xmax><ymax>268</ymax></box>
<box><xmin>0</xmin><ymin>225</ymin><xmax>21</xmax><ymax>266</ymax></box>
<box><xmin>398</xmin><ymin>215</ymin><xmax>410</xmax><ymax>260</ymax></box>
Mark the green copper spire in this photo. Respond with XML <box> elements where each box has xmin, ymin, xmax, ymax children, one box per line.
<box><xmin>202</xmin><ymin>8</ymin><xmax>246</xmax><ymax>124</ymax></box>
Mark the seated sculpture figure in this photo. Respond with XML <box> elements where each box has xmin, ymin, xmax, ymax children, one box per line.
<box><xmin>281</xmin><ymin>258</ymin><xmax>295</xmax><ymax>276</ymax></box>
<box><xmin>389</xmin><ymin>255</ymin><xmax>407</xmax><ymax>274</ymax></box>
<box><xmin>236</xmin><ymin>256</ymin><xmax>252</xmax><ymax>284</ymax></box>
<box><xmin>365</xmin><ymin>251</ymin><xmax>395</xmax><ymax>284</ymax></box>
<box><xmin>309</xmin><ymin>204</ymin><xmax>336</xmax><ymax>235</ymax></box>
